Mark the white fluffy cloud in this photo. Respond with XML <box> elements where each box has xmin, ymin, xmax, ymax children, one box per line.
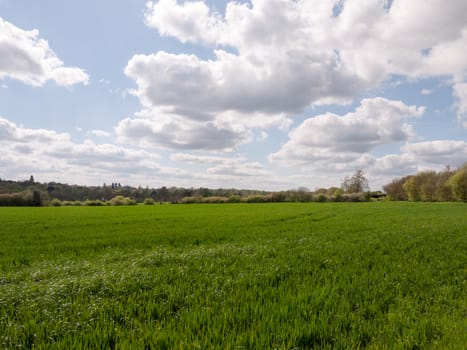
<box><xmin>269</xmin><ymin>98</ymin><xmax>424</xmax><ymax>166</ymax></box>
<box><xmin>0</xmin><ymin>117</ymin><xmax>162</xmax><ymax>183</ymax></box>
<box><xmin>120</xmin><ymin>0</ymin><xmax>467</xmax><ymax>153</ymax></box>
<box><xmin>143</xmin><ymin>0</ymin><xmax>467</xmax><ymax>106</ymax></box>
<box><xmin>0</xmin><ymin>17</ymin><xmax>89</xmax><ymax>87</ymax></box>
<box><xmin>401</xmin><ymin>140</ymin><xmax>467</xmax><ymax>166</ymax></box>
<box><xmin>115</xmin><ymin>110</ymin><xmax>249</xmax><ymax>151</ymax></box>
<box><xmin>269</xmin><ymin>96</ymin><xmax>467</xmax><ymax>186</ymax></box>
<box><xmin>0</xmin><ymin>117</ymin><xmax>70</xmax><ymax>143</ymax></box>
<box><xmin>115</xmin><ymin>104</ymin><xmax>291</xmax><ymax>151</ymax></box>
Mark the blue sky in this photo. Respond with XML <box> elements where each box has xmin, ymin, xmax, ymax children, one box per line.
<box><xmin>1</xmin><ymin>0</ymin><xmax>466</xmax><ymax>190</ymax></box>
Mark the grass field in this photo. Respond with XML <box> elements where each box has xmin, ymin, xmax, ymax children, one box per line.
<box><xmin>0</xmin><ymin>203</ymin><xmax>466</xmax><ymax>349</ymax></box>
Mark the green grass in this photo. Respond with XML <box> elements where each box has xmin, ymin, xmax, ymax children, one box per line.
<box><xmin>0</xmin><ymin>203</ymin><xmax>466</xmax><ymax>349</ymax></box>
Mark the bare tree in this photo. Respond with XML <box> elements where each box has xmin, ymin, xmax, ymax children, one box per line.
<box><xmin>342</xmin><ymin>170</ymin><xmax>369</xmax><ymax>193</ymax></box>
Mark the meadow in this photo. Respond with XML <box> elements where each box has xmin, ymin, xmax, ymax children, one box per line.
<box><xmin>0</xmin><ymin>203</ymin><xmax>466</xmax><ymax>349</ymax></box>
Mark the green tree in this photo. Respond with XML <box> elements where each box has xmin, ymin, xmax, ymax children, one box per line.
<box><xmin>32</xmin><ymin>190</ymin><xmax>42</xmax><ymax>206</ymax></box>
<box><xmin>403</xmin><ymin>175</ymin><xmax>422</xmax><ymax>201</ymax></box>
<box><xmin>435</xmin><ymin>166</ymin><xmax>455</xmax><ymax>201</ymax></box>
<box><xmin>383</xmin><ymin>176</ymin><xmax>409</xmax><ymax>201</ymax></box>
<box><xmin>418</xmin><ymin>171</ymin><xmax>438</xmax><ymax>201</ymax></box>
<box><xmin>449</xmin><ymin>165</ymin><xmax>467</xmax><ymax>202</ymax></box>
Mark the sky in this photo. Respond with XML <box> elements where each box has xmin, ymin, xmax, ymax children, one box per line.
<box><xmin>0</xmin><ymin>0</ymin><xmax>466</xmax><ymax>191</ymax></box>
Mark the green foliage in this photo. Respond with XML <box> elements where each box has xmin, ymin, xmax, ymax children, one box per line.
<box><xmin>383</xmin><ymin>177</ymin><xmax>409</xmax><ymax>201</ymax></box>
<box><xmin>85</xmin><ymin>199</ymin><xmax>106</xmax><ymax>206</ymax></box>
<box><xmin>0</xmin><ymin>203</ymin><xmax>466</xmax><ymax>348</ymax></box>
<box><xmin>317</xmin><ymin>194</ymin><xmax>327</xmax><ymax>202</ymax></box>
<box><xmin>449</xmin><ymin>166</ymin><xmax>467</xmax><ymax>202</ymax></box>
<box><xmin>50</xmin><ymin>198</ymin><xmax>62</xmax><ymax>207</ymax></box>
<box><xmin>386</xmin><ymin>166</ymin><xmax>465</xmax><ymax>202</ymax></box>
<box><xmin>0</xmin><ymin>191</ymin><xmax>42</xmax><ymax>207</ymax></box>
<box><xmin>143</xmin><ymin>198</ymin><xmax>155</xmax><ymax>205</ymax></box>
<box><xmin>109</xmin><ymin>195</ymin><xmax>136</xmax><ymax>206</ymax></box>
<box><xmin>245</xmin><ymin>194</ymin><xmax>270</xmax><ymax>203</ymax></box>
<box><xmin>31</xmin><ymin>190</ymin><xmax>42</xmax><ymax>206</ymax></box>
<box><xmin>227</xmin><ymin>195</ymin><xmax>241</xmax><ymax>203</ymax></box>
<box><xmin>180</xmin><ymin>196</ymin><xmax>203</xmax><ymax>204</ymax></box>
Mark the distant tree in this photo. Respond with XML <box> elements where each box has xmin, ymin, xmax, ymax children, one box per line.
<box><xmin>198</xmin><ymin>187</ymin><xmax>211</xmax><ymax>197</ymax></box>
<box><xmin>326</xmin><ymin>187</ymin><xmax>340</xmax><ymax>196</ymax></box>
<box><xmin>155</xmin><ymin>186</ymin><xmax>169</xmax><ymax>202</ymax></box>
<box><xmin>419</xmin><ymin>171</ymin><xmax>438</xmax><ymax>201</ymax></box>
<box><xmin>46</xmin><ymin>184</ymin><xmax>55</xmax><ymax>194</ymax></box>
<box><xmin>449</xmin><ymin>165</ymin><xmax>467</xmax><ymax>202</ymax></box>
<box><xmin>383</xmin><ymin>176</ymin><xmax>409</xmax><ymax>201</ymax></box>
<box><xmin>402</xmin><ymin>170</ymin><xmax>456</xmax><ymax>202</ymax></box>
<box><xmin>435</xmin><ymin>166</ymin><xmax>455</xmax><ymax>201</ymax></box>
<box><xmin>403</xmin><ymin>175</ymin><xmax>422</xmax><ymax>201</ymax></box>
<box><xmin>32</xmin><ymin>190</ymin><xmax>42</xmax><ymax>206</ymax></box>
<box><xmin>342</xmin><ymin>170</ymin><xmax>369</xmax><ymax>193</ymax></box>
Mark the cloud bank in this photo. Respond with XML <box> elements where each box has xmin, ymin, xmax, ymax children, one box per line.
<box><xmin>0</xmin><ymin>17</ymin><xmax>89</xmax><ymax>87</ymax></box>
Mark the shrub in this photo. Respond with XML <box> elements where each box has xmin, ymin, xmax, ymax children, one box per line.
<box><xmin>201</xmin><ymin>196</ymin><xmax>227</xmax><ymax>203</ymax></box>
<box><xmin>245</xmin><ymin>195</ymin><xmax>270</xmax><ymax>203</ymax></box>
<box><xmin>317</xmin><ymin>194</ymin><xmax>327</xmax><ymax>202</ymax></box>
<box><xmin>0</xmin><ymin>191</ymin><xmax>40</xmax><ymax>206</ymax></box>
<box><xmin>144</xmin><ymin>198</ymin><xmax>155</xmax><ymax>205</ymax></box>
<box><xmin>180</xmin><ymin>197</ymin><xmax>202</xmax><ymax>204</ymax></box>
<box><xmin>227</xmin><ymin>195</ymin><xmax>241</xmax><ymax>203</ymax></box>
<box><xmin>51</xmin><ymin>199</ymin><xmax>62</xmax><ymax>207</ymax></box>
<box><xmin>109</xmin><ymin>195</ymin><xmax>136</xmax><ymax>206</ymax></box>
<box><xmin>85</xmin><ymin>199</ymin><xmax>106</xmax><ymax>206</ymax></box>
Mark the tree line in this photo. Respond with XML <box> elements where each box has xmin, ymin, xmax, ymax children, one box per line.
<box><xmin>383</xmin><ymin>164</ymin><xmax>467</xmax><ymax>202</ymax></box>
<box><xmin>0</xmin><ymin>172</ymin><xmax>381</xmax><ymax>206</ymax></box>
<box><xmin>0</xmin><ymin>164</ymin><xmax>465</xmax><ymax>206</ymax></box>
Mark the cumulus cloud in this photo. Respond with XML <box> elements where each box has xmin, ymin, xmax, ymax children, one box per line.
<box><xmin>269</xmin><ymin>97</ymin><xmax>424</xmax><ymax>167</ymax></box>
<box><xmin>401</xmin><ymin>140</ymin><xmax>467</xmax><ymax>166</ymax></box>
<box><xmin>0</xmin><ymin>117</ymin><xmax>70</xmax><ymax>143</ymax></box>
<box><xmin>369</xmin><ymin>153</ymin><xmax>418</xmax><ymax>177</ymax></box>
<box><xmin>0</xmin><ymin>116</ymin><xmax>279</xmax><ymax>187</ymax></box>
<box><xmin>0</xmin><ymin>17</ymin><xmax>89</xmax><ymax>87</ymax></box>
<box><xmin>118</xmin><ymin>0</ymin><xmax>467</xmax><ymax>153</ymax></box>
<box><xmin>145</xmin><ymin>0</ymin><xmax>224</xmax><ymax>44</ymax></box>
<box><xmin>115</xmin><ymin>111</ymin><xmax>249</xmax><ymax>151</ymax></box>
<box><xmin>142</xmin><ymin>0</ymin><xmax>467</xmax><ymax>108</ymax></box>
<box><xmin>0</xmin><ymin>117</ymin><xmax>163</xmax><ymax>183</ymax></box>
<box><xmin>114</xmin><ymin>103</ymin><xmax>291</xmax><ymax>151</ymax></box>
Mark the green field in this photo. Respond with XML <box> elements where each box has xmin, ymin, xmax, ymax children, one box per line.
<box><xmin>0</xmin><ymin>203</ymin><xmax>466</xmax><ymax>349</ymax></box>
